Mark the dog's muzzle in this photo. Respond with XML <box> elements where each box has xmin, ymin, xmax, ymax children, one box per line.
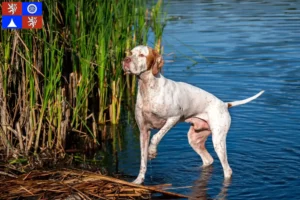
<box><xmin>122</xmin><ymin>57</ymin><xmax>131</xmax><ymax>74</ymax></box>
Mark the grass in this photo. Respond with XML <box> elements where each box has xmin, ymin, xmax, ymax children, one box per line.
<box><xmin>0</xmin><ymin>0</ymin><xmax>166</xmax><ymax>161</ymax></box>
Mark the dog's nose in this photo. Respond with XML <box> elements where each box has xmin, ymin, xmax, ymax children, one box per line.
<box><xmin>124</xmin><ymin>57</ymin><xmax>131</xmax><ymax>63</ymax></box>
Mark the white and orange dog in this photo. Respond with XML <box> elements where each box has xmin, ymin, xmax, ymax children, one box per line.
<box><xmin>122</xmin><ymin>45</ymin><xmax>264</xmax><ymax>184</ymax></box>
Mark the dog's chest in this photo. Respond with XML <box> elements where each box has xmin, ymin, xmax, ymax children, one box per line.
<box><xmin>138</xmin><ymin>94</ymin><xmax>168</xmax><ymax>129</ymax></box>
<box><xmin>141</xmin><ymin>104</ymin><xmax>167</xmax><ymax>129</ymax></box>
<box><xmin>137</xmin><ymin>80</ymin><xmax>180</xmax><ymax>129</ymax></box>
<box><xmin>139</xmin><ymin>82</ymin><xmax>168</xmax><ymax>111</ymax></box>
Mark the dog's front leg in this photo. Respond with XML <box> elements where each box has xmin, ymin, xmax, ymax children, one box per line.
<box><xmin>148</xmin><ymin>116</ymin><xmax>180</xmax><ymax>159</ymax></box>
<box><xmin>133</xmin><ymin>128</ymin><xmax>150</xmax><ymax>184</ymax></box>
<box><xmin>133</xmin><ymin>103</ymin><xmax>150</xmax><ymax>184</ymax></box>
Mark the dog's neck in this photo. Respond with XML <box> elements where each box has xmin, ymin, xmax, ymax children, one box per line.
<box><xmin>137</xmin><ymin>70</ymin><xmax>161</xmax><ymax>84</ymax></box>
<box><xmin>137</xmin><ymin>71</ymin><xmax>163</xmax><ymax>98</ymax></box>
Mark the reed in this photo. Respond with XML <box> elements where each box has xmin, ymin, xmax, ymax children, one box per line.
<box><xmin>0</xmin><ymin>0</ymin><xmax>166</xmax><ymax>161</ymax></box>
<box><xmin>151</xmin><ymin>0</ymin><xmax>166</xmax><ymax>53</ymax></box>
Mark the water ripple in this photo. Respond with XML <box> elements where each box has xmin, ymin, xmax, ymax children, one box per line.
<box><xmin>119</xmin><ymin>0</ymin><xmax>300</xmax><ymax>199</ymax></box>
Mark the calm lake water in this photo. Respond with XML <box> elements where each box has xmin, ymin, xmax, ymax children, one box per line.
<box><xmin>118</xmin><ymin>0</ymin><xmax>300</xmax><ymax>199</ymax></box>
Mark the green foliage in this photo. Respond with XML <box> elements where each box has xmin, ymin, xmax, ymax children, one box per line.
<box><xmin>0</xmin><ymin>0</ymin><xmax>165</xmax><ymax>159</ymax></box>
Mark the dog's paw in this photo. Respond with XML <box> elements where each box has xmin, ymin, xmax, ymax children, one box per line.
<box><xmin>148</xmin><ymin>147</ymin><xmax>157</xmax><ymax>160</ymax></box>
<box><xmin>132</xmin><ymin>177</ymin><xmax>144</xmax><ymax>185</ymax></box>
<box><xmin>224</xmin><ymin>167</ymin><xmax>233</xmax><ymax>179</ymax></box>
<box><xmin>148</xmin><ymin>151</ymin><xmax>157</xmax><ymax>160</ymax></box>
<box><xmin>202</xmin><ymin>157</ymin><xmax>214</xmax><ymax>167</ymax></box>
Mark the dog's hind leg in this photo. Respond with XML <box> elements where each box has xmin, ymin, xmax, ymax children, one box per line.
<box><xmin>209</xmin><ymin>108</ymin><xmax>232</xmax><ymax>179</ymax></box>
<box><xmin>187</xmin><ymin>126</ymin><xmax>213</xmax><ymax>167</ymax></box>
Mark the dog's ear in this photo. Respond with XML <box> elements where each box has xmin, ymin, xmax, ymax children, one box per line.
<box><xmin>151</xmin><ymin>49</ymin><xmax>164</xmax><ymax>76</ymax></box>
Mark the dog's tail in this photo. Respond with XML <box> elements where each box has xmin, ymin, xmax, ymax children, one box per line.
<box><xmin>227</xmin><ymin>90</ymin><xmax>264</xmax><ymax>108</ymax></box>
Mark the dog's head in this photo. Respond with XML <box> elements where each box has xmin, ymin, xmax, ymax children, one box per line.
<box><xmin>122</xmin><ymin>45</ymin><xmax>164</xmax><ymax>76</ymax></box>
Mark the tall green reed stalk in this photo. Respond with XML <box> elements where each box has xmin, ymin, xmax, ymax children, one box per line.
<box><xmin>0</xmin><ymin>0</ymin><xmax>166</xmax><ymax>160</ymax></box>
<box><xmin>151</xmin><ymin>0</ymin><xmax>166</xmax><ymax>53</ymax></box>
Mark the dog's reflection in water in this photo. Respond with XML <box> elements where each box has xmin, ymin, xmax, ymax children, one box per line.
<box><xmin>189</xmin><ymin>166</ymin><xmax>231</xmax><ymax>200</ymax></box>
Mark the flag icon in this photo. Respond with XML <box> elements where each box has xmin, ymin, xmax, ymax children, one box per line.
<box><xmin>2</xmin><ymin>16</ymin><xmax>22</xmax><ymax>29</ymax></box>
<box><xmin>22</xmin><ymin>2</ymin><xmax>42</xmax><ymax>16</ymax></box>
<box><xmin>22</xmin><ymin>16</ymin><xmax>43</xmax><ymax>29</ymax></box>
<box><xmin>2</xmin><ymin>2</ymin><xmax>43</xmax><ymax>29</ymax></box>
<box><xmin>2</xmin><ymin>2</ymin><xmax>22</xmax><ymax>15</ymax></box>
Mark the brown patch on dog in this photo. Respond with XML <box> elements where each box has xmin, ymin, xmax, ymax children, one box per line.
<box><xmin>228</xmin><ymin>103</ymin><xmax>232</xmax><ymax>108</ymax></box>
<box><xmin>146</xmin><ymin>48</ymin><xmax>156</xmax><ymax>69</ymax></box>
<box><xmin>146</xmin><ymin>48</ymin><xmax>164</xmax><ymax>75</ymax></box>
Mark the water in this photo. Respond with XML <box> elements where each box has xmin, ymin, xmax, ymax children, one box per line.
<box><xmin>118</xmin><ymin>0</ymin><xmax>300</xmax><ymax>199</ymax></box>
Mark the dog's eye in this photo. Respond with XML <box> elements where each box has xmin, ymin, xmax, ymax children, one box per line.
<box><xmin>139</xmin><ymin>54</ymin><xmax>145</xmax><ymax>57</ymax></box>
